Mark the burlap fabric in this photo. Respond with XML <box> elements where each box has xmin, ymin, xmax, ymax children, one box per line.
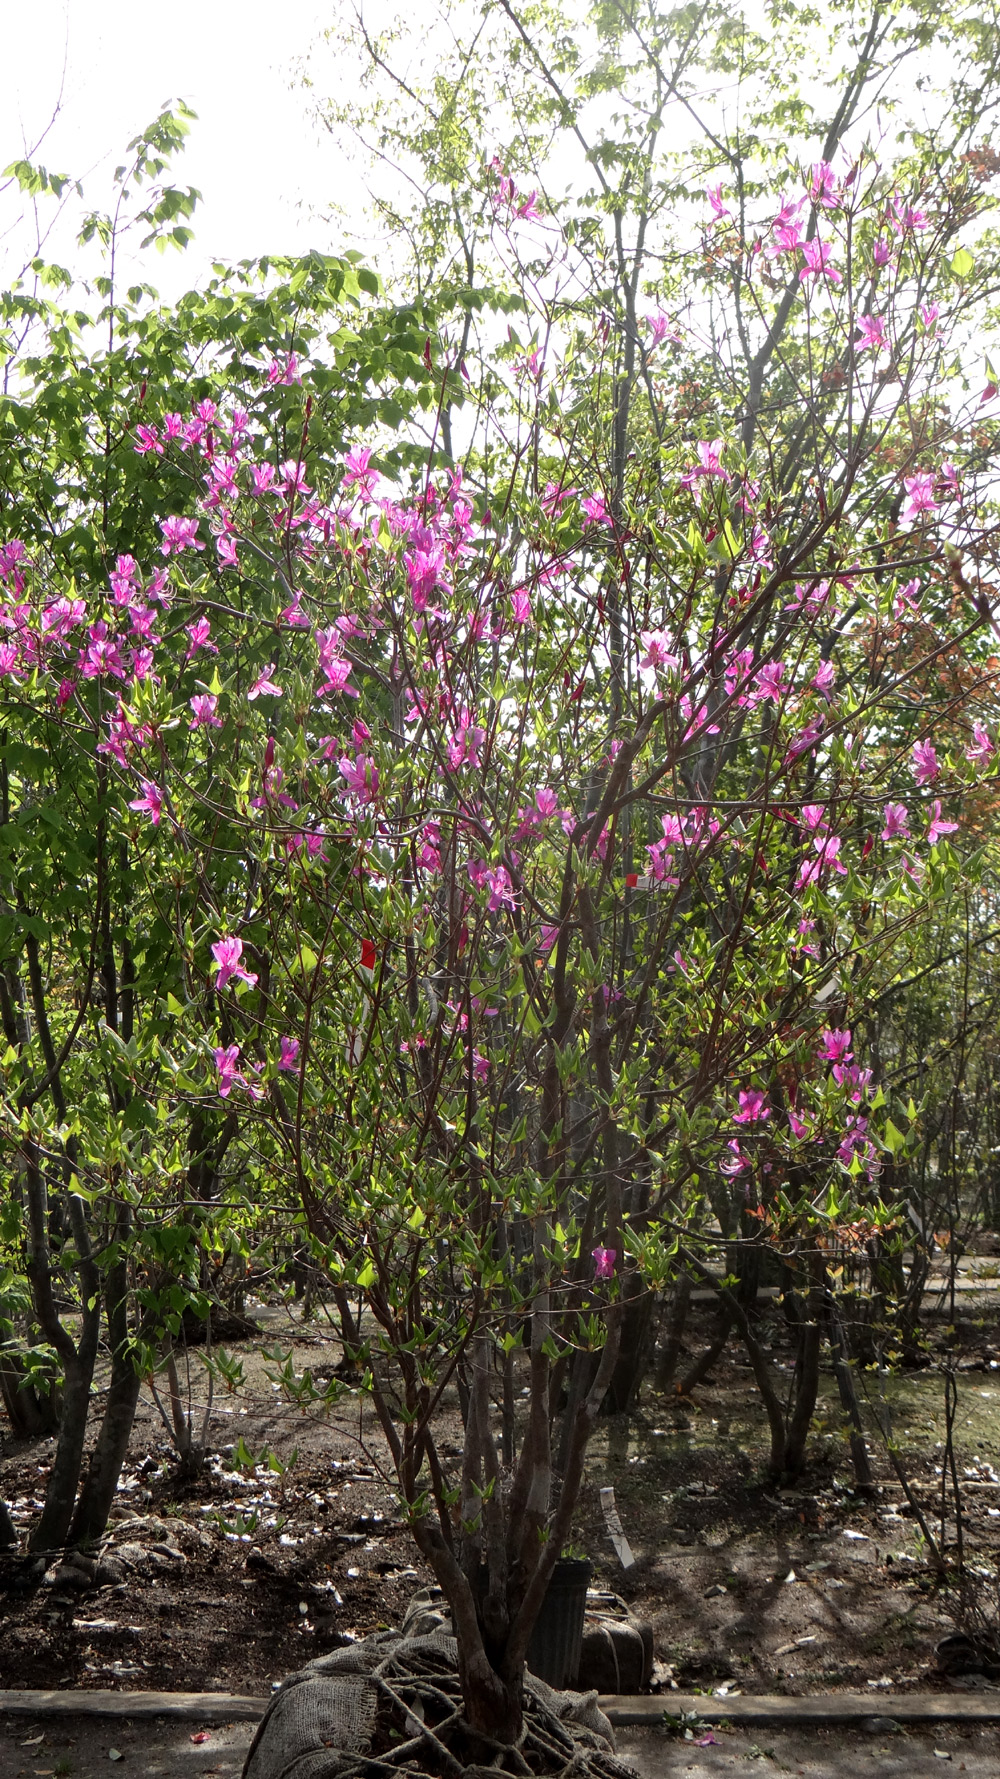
<box><xmin>241</xmin><ymin>1628</ymin><xmax>625</xmax><ymax>1779</ymax></box>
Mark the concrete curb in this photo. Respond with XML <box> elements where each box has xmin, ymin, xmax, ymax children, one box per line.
<box><xmin>2</xmin><ymin>1689</ymin><xmax>1000</xmax><ymax>1727</ymax></box>
<box><xmin>608</xmin><ymin>1692</ymin><xmax>1000</xmax><ymax>1726</ymax></box>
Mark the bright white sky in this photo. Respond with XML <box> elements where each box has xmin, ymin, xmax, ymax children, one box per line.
<box><xmin>5</xmin><ymin>0</ymin><xmax>365</xmax><ymax>302</ymax></box>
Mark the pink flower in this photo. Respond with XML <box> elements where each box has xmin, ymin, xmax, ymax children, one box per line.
<box><xmin>966</xmin><ymin>722</ymin><xmax>994</xmax><ymax>765</ymax></box>
<box><xmin>214</xmin><ymin>1044</ymin><xmax>244</xmax><ymax>1098</ymax></box>
<box><xmin>639</xmin><ymin>630</ymin><xmax>679</xmax><ymax>672</ymax></box>
<box><xmin>541</xmin><ymin>481</ymin><xmax>579</xmax><ymax>515</ymax></box>
<box><xmin>694</xmin><ymin>438</ymin><xmax>729</xmax><ymax>480</ymax></box>
<box><xmin>799</xmin><ymin>239</ymin><xmax>841</xmax><ymax>283</ymax></box>
<box><xmin>809</xmin><ymin>160</ymin><xmax>839</xmax><ymax>208</ymax></box>
<box><xmin>919</xmin><ymin>302</ymin><xmax>940</xmax><ymax>331</ymax></box>
<box><xmin>267</xmin><ymin>354</ymin><xmax>300</xmax><ymax>386</ymax></box>
<box><xmin>186</xmin><ymin>617</ymin><xmax>217</xmax><ymax>659</ymax></box>
<box><xmin>159</xmin><ymin>515</ymin><xmax>204</xmax><ymax>556</ymax></box>
<box><xmin>129</xmin><ymin>780</ymin><xmax>163</xmax><ymax>826</ymax></box>
<box><xmin>338</xmin><ymin>753</ymin><xmax>378</xmax><ymax>802</ymax></box>
<box><xmin>902</xmin><ymin>472</ymin><xmax>938</xmax><ymax>522</ymax></box>
<box><xmin>134</xmin><ymin>424</ymin><xmax>163</xmax><ymax>456</ymax></box>
<box><xmin>342</xmin><ymin>446</ymin><xmax>379</xmax><ymax>502</ymax></box>
<box><xmin>484</xmin><ymin>865</ymin><xmax>516</xmax><ymax>913</ymax></box>
<box><xmin>796</xmin><ymin>832</ymin><xmax>847</xmax><ymax>887</ymax></box>
<box><xmin>873</xmin><ymin>237</ymin><xmax>892</xmax><ymax>266</ymax></box>
<box><xmin>733</xmin><ymin>1089</ymin><xmax>770</xmax><ymax>1124</ymax></box>
<box><xmin>706</xmin><ymin>184</ymin><xmax>730</xmax><ymax>220</ymax></box>
<box><xmin>592</xmin><ymin>1247</ymin><xmax>617</xmax><ymax>1280</ymax></box>
<box><xmin>278</xmin><ymin>1036</ymin><xmax>300</xmax><ymax>1072</ymax></box>
<box><xmin>511</xmin><ymin>589</ymin><xmax>532</xmax><ymax>625</ymax></box>
<box><xmin>720</xmin><ymin>1139</ymin><xmax>750</xmax><ymax>1176</ymax></box>
<box><xmin>856</xmin><ymin>314</ymin><xmax>887</xmax><ymax>353</ymax></box>
<box><xmin>190</xmin><ymin>694</ymin><xmax>223</xmax><ymax>729</ymax></box>
<box><xmin>818</xmin><ymin>1027</ymin><xmax>853</xmax><ymax>1064</ymax></box>
<box><xmin>927</xmin><ymin>800</ymin><xmax>959</xmax><ymax>844</ymax></box>
<box><xmin>645</xmin><ymin>312</ymin><xmax>678</xmax><ymax>346</ymax></box>
<box><xmin>212</xmin><ymin>936</ymin><xmax>258</xmax><ymax>992</ymax></box>
<box><xmin>881</xmin><ymin>801</ymin><xmax>910</xmax><ymax>840</ymax></box>
<box><xmin>788</xmin><ymin>1108</ymin><xmax>810</xmax><ymax>1140</ymax></box>
<box><xmin>582</xmin><ymin>492</ymin><xmax>611</xmax><ymax>525</ymax></box>
<box><xmin>894</xmin><ymin>578</ymin><xmax>921</xmax><ymax>617</ymax></box>
<box><xmin>248</xmin><ymin>664</ymin><xmax>282</xmax><ymax>700</ymax></box>
<box><xmin>911</xmin><ymin>739</ymin><xmax>939</xmax><ymax>785</ymax></box>
<box><xmin>812</xmin><ymin>659</ymin><xmax>835</xmax><ymax>698</ymax></box>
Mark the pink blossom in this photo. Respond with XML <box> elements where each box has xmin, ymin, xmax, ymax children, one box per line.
<box><xmin>881</xmin><ymin>801</ymin><xmax>911</xmax><ymax>840</ymax></box>
<box><xmin>902</xmin><ymin>472</ymin><xmax>938</xmax><ymax>522</ymax></box>
<box><xmin>720</xmin><ymin>1139</ymin><xmax>750</xmax><ymax>1177</ymax></box>
<box><xmin>129</xmin><ymin>780</ymin><xmax>163</xmax><ymax>825</ymax></box>
<box><xmin>159</xmin><ymin>515</ymin><xmax>204</xmax><ymax>555</ymax></box>
<box><xmin>248</xmin><ymin>664</ymin><xmax>283</xmax><ymax>700</ymax></box>
<box><xmin>185</xmin><ymin>617</ymin><xmax>217</xmax><ymax>658</ymax></box>
<box><xmin>639</xmin><ymin>630</ymin><xmax>679</xmax><ymax>672</ymax></box>
<box><xmin>812</xmin><ymin>659</ymin><xmax>835</xmax><ymax>698</ymax></box>
<box><xmin>926</xmin><ymin>800</ymin><xmax>959</xmax><ymax>844</ymax></box>
<box><xmin>134</xmin><ymin>424</ymin><xmax>163</xmax><ymax>456</ymax></box>
<box><xmin>267</xmin><ymin>354</ymin><xmax>300</xmax><ymax>386</ymax></box>
<box><xmin>818</xmin><ymin>1027</ymin><xmax>853</xmax><ymax>1064</ymax></box>
<box><xmin>645</xmin><ymin>312</ymin><xmax>679</xmax><ymax>346</ymax></box>
<box><xmin>873</xmin><ymin>237</ymin><xmax>892</xmax><ymax>266</ymax></box>
<box><xmin>733</xmin><ymin>1089</ymin><xmax>770</xmax><ymax>1124</ymax></box>
<box><xmin>484</xmin><ymin>865</ymin><xmax>516</xmax><ymax>913</ymax></box>
<box><xmin>894</xmin><ymin>578</ymin><xmax>921</xmax><ymax>617</ymax></box>
<box><xmin>511</xmin><ymin>589</ymin><xmax>532</xmax><ymax>625</ymax></box>
<box><xmin>214</xmin><ymin>1044</ymin><xmax>244</xmax><ymax>1098</ymax></box>
<box><xmin>582</xmin><ymin>492</ymin><xmax>611</xmax><ymax>525</ymax></box>
<box><xmin>751</xmin><ymin>660</ymin><xmax>788</xmax><ymax>704</ymax></box>
<box><xmin>278</xmin><ymin>1036</ymin><xmax>300</xmax><ymax>1072</ymax></box>
<box><xmin>541</xmin><ymin>481</ymin><xmax>579</xmax><ymax>515</ymax></box>
<box><xmin>940</xmin><ymin>461</ymin><xmax>962</xmax><ymax>502</ymax></box>
<box><xmin>788</xmin><ymin>1108</ymin><xmax>810</xmax><ymax>1140</ymax></box>
<box><xmin>799</xmin><ymin>239</ymin><xmax>842</xmax><ymax>283</ymax></box>
<box><xmin>911</xmin><ymin>739</ymin><xmax>939</xmax><ymax>785</ymax></box>
<box><xmin>809</xmin><ymin>161</ymin><xmax>839</xmax><ymax>208</ymax></box>
<box><xmin>190</xmin><ymin>693</ymin><xmax>223</xmax><ymax>729</ymax></box>
<box><xmin>212</xmin><ymin>936</ymin><xmax>258</xmax><ymax>992</ymax></box>
<box><xmin>706</xmin><ymin>184</ymin><xmax>730</xmax><ymax>220</ymax></box>
<box><xmin>856</xmin><ymin>314</ymin><xmax>887</xmax><ymax>353</ymax></box>
<box><xmin>342</xmin><ymin>446</ymin><xmax>379</xmax><ymax>503</ymax></box>
<box><xmin>796</xmin><ymin>832</ymin><xmax>847</xmax><ymax>887</ymax></box>
<box><xmin>592</xmin><ymin>1247</ymin><xmax>617</xmax><ymax>1280</ymax></box>
<box><xmin>773</xmin><ymin>221</ymin><xmax>804</xmax><ymax>253</ymax></box>
<box><xmin>966</xmin><ymin>722</ymin><xmax>994</xmax><ymax>764</ymax></box>
<box><xmin>919</xmin><ymin>302</ymin><xmax>940</xmax><ymax>331</ymax></box>
<box><xmin>338</xmin><ymin>753</ymin><xmax>378</xmax><ymax>803</ymax></box>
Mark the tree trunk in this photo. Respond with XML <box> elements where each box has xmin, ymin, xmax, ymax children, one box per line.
<box><xmin>68</xmin><ymin>1243</ymin><xmax>140</xmax><ymax>1546</ymax></box>
<box><xmin>458</xmin><ymin>1644</ymin><xmax>523</xmax><ymax>1747</ymax></box>
<box><xmin>602</xmin><ymin>1273</ymin><xmax>656</xmax><ymax>1413</ymax></box>
<box><xmin>29</xmin><ymin>1322</ymin><xmax>100</xmax><ymax>1551</ymax></box>
<box><xmin>827</xmin><ymin>1298</ymin><xmax>876</xmax><ymax>1494</ymax></box>
<box><xmin>0</xmin><ymin>1347</ymin><xmax>61</xmax><ymax>1436</ymax></box>
<box><xmin>655</xmin><ymin>1274</ymin><xmax>692</xmax><ymax>1393</ymax></box>
<box><xmin>0</xmin><ymin>1493</ymin><xmax>17</xmax><ymax>1547</ymax></box>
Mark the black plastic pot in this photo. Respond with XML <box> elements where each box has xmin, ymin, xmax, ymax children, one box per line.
<box><xmin>526</xmin><ymin>1557</ymin><xmax>593</xmax><ymax>1688</ymax></box>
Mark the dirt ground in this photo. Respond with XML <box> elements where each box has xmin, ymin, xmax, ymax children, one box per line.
<box><xmin>4</xmin><ymin>1289</ymin><xmax>1000</xmax><ymax>1701</ymax></box>
<box><xmin>1</xmin><ymin>1716</ymin><xmax>999</xmax><ymax>1779</ymax></box>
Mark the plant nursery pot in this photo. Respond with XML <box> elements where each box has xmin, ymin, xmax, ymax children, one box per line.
<box><xmin>526</xmin><ymin>1557</ymin><xmax>594</xmax><ymax>1689</ymax></box>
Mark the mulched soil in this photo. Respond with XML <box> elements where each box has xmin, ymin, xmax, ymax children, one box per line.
<box><xmin>4</xmin><ymin>1289</ymin><xmax>1000</xmax><ymax>1701</ymax></box>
